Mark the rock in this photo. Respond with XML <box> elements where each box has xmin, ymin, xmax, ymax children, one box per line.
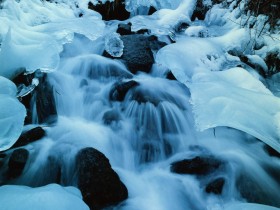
<box><xmin>205</xmin><ymin>177</ymin><xmax>225</xmax><ymax>194</ymax></box>
<box><xmin>8</xmin><ymin>148</ymin><xmax>29</xmax><ymax>178</ymax></box>
<box><xmin>76</xmin><ymin>147</ymin><xmax>128</xmax><ymax>210</ymax></box>
<box><xmin>109</xmin><ymin>80</ymin><xmax>139</xmax><ymax>101</ymax></box>
<box><xmin>120</xmin><ymin>34</ymin><xmax>166</xmax><ymax>74</ymax></box>
<box><xmin>265</xmin><ymin>52</ymin><xmax>280</xmax><ymax>76</ymax></box>
<box><xmin>263</xmin><ymin>145</ymin><xmax>280</xmax><ymax>158</ymax></box>
<box><xmin>103</xmin><ymin>110</ymin><xmax>121</xmax><ymax>125</ymax></box>
<box><xmin>12</xmin><ymin>127</ymin><xmax>45</xmax><ymax>148</ymax></box>
<box><xmin>170</xmin><ymin>156</ymin><xmax>223</xmax><ymax>175</ymax></box>
<box><xmin>35</xmin><ymin>74</ymin><xmax>57</xmax><ymax>124</ymax></box>
<box><xmin>117</xmin><ymin>23</ymin><xmax>133</xmax><ymax>35</ymax></box>
<box><xmin>88</xmin><ymin>0</ymin><xmax>130</xmax><ymax>21</ymax></box>
<box><xmin>166</xmin><ymin>70</ymin><xmax>177</xmax><ymax>80</ymax></box>
<box><xmin>191</xmin><ymin>0</ymin><xmax>211</xmax><ymax>21</ymax></box>
<box><xmin>174</xmin><ymin>22</ymin><xmax>190</xmax><ymax>33</ymax></box>
<box><xmin>148</xmin><ymin>6</ymin><xmax>157</xmax><ymax>15</ymax></box>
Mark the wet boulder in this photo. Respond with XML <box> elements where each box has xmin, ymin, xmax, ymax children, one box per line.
<box><xmin>102</xmin><ymin>109</ymin><xmax>121</xmax><ymax>125</ymax></box>
<box><xmin>205</xmin><ymin>177</ymin><xmax>225</xmax><ymax>195</ymax></box>
<box><xmin>88</xmin><ymin>0</ymin><xmax>130</xmax><ymax>21</ymax></box>
<box><xmin>8</xmin><ymin>148</ymin><xmax>29</xmax><ymax>178</ymax></box>
<box><xmin>117</xmin><ymin>23</ymin><xmax>133</xmax><ymax>35</ymax></box>
<box><xmin>170</xmin><ymin>156</ymin><xmax>223</xmax><ymax>175</ymax></box>
<box><xmin>165</xmin><ymin>70</ymin><xmax>177</xmax><ymax>80</ymax></box>
<box><xmin>109</xmin><ymin>80</ymin><xmax>139</xmax><ymax>101</ymax></box>
<box><xmin>120</xmin><ymin>34</ymin><xmax>166</xmax><ymax>74</ymax></box>
<box><xmin>35</xmin><ymin>74</ymin><xmax>57</xmax><ymax>124</ymax></box>
<box><xmin>76</xmin><ymin>147</ymin><xmax>128</xmax><ymax>210</ymax></box>
<box><xmin>12</xmin><ymin>127</ymin><xmax>45</xmax><ymax>148</ymax></box>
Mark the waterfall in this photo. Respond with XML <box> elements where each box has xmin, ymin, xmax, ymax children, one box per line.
<box><xmin>0</xmin><ymin>0</ymin><xmax>280</xmax><ymax>210</ymax></box>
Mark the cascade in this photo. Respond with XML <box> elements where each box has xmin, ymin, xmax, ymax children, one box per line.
<box><xmin>0</xmin><ymin>0</ymin><xmax>280</xmax><ymax>210</ymax></box>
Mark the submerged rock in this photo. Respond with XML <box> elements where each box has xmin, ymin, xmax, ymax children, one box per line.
<box><xmin>170</xmin><ymin>156</ymin><xmax>223</xmax><ymax>175</ymax></box>
<box><xmin>205</xmin><ymin>177</ymin><xmax>225</xmax><ymax>195</ymax></box>
<box><xmin>76</xmin><ymin>147</ymin><xmax>128</xmax><ymax>210</ymax></box>
<box><xmin>35</xmin><ymin>75</ymin><xmax>57</xmax><ymax>124</ymax></box>
<box><xmin>109</xmin><ymin>80</ymin><xmax>139</xmax><ymax>101</ymax></box>
<box><xmin>102</xmin><ymin>109</ymin><xmax>121</xmax><ymax>125</ymax></box>
<box><xmin>8</xmin><ymin>148</ymin><xmax>29</xmax><ymax>178</ymax></box>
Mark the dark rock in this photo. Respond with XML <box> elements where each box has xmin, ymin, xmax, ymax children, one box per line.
<box><xmin>88</xmin><ymin>0</ymin><xmax>130</xmax><ymax>21</ymax></box>
<box><xmin>117</xmin><ymin>23</ymin><xmax>133</xmax><ymax>35</ymax></box>
<box><xmin>148</xmin><ymin>6</ymin><xmax>157</xmax><ymax>15</ymax></box>
<box><xmin>12</xmin><ymin>127</ymin><xmax>45</xmax><ymax>148</ymax></box>
<box><xmin>13</xmin><ymin>70</ymin><xmax>34</xmax><ymax>87</ymax></box>
<box><xmin>264</xmin><ymin>145</ymin><xmax>280</xmax><ymax>158</ymax></box>
<box><xmin>120</xmin><ymin>34</ymin><xmax>166</xmax><ymax>74</ymax></box>
<box><xmin>191</xmin><ymin>0</ymin><xmax>211</xmax><ymax>21</ymax></box>
<box><xmin>76</xmin><ymin>147</ymin><xmax>128</xmax><ymax>210</ymax></box>
<box><xmin>35</xmin><ymin>74</ymin><xmax>57</xmax><ymax>124</ymax></box>
<box><xmin>174</xmin><ymin>22</ymin><xmax>190</xmax><ymax>33</ymax></box>
<box><xmin>228</xmin><ymin>50</ymin><xmax>267</xmax><ymax>77</ymax></box>
<box><xmin>205</xmin><ymin>177</ymin><xmax>225</xmax><ymax>194</ymax></box>
<box><xmin>136</xmin><ymin>29</ymin><xmax>150</xmax><ymax>34</ymax></box>
<box><xmin>265</xmin><ymin>52</ymin><xmax>280</xmax><ymax>76</ymax></box>
<box><xmin>103</xmin><ymin>110</ymin><xmax>121</xmax><ymax>125</ymax></box>
<box><xmin>109</xmin><ymin>80</ymin><xmax>139</xmax><ymax>101</ymax></box>
<box><xmin>170</xmin><ymin>156</ymin><xmax>223</xmax><ymax>175</ymax></box>
<box><xmin>121</xmin><ymin>34</ymin><xmax>154</xmax><ymax>73</ymax></box>
<box><xmin>0</xmin><ymin>153</ymin><xmax>7</xmax><ymax>158</ymax></box>
<box><xmin>8</xmin><ymin>148</ymin><xmax>29</xmax><ymax>178</ymax></box>
<box><xmin>166</xmin><ymin>71</ymin><xmax>177</xmax><ymax>80</ymax></box>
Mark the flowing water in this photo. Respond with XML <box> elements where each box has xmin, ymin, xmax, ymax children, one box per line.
<box><xmin>1</xmin><ymin>3</ymin><xmax>280</xmax><ymax>209</ymax></box>
<box><xmin>16</xmin><ymin>32</ymin><xmax>278</xmax><ymax>210</ymax></box>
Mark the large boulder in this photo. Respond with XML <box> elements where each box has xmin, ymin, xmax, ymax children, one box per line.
<box><xmin>88</xmin><ymin>0</ymin><xmax>130</xmax><ymax>21</ymax></box>
<box><xmin>120</xmin><ymin>34</ymin><xmax>166</xmax><ymax>74</ymax></box>
<box><xmin>75</xmin><ymin>147</ymin><xmax>128</xmax><ymax>210</ymax></box>
<box><xmin>170</xmin><ymin>156</ymin><xmax>223</xmax><ymax>175</ymax></box>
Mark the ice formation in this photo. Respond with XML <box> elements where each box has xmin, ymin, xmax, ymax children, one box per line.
<box><xmin>0</xmin><ymin>0</ymin><xmax>105</xmax><ymax>79</ymax></box>
<box><xmin>105</xmin><ymin>32</ymin><xmax>124</xmax><ymax>58</ymax></box>
<box><xmin>0</xmin><ymin>184</ymin><xmax>89</xmax><ymax>210</ymax></box>
<box><xmin>0</xmin><ymin>76</ymin><xmax>26</xmax><ymax>151</ymax></box>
